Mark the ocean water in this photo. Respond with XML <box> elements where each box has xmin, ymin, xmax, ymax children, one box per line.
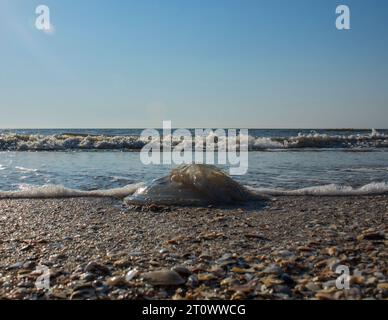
<box><xmin>1</xmin><ymin>128</ymin><xmax>388</xmax><ymax>197</ymax></box>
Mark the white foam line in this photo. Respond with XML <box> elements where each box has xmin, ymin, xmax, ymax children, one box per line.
<box><xmin>1</xmin><ymin>181</ymin><xmax>387</xmax><ymax>200</ymax></box>
<box><xmin>15</xmin><ymin>166</ymin><xmax>38</xmax><ymax>172</ymax></box>
<box><xmin>0</xmin><ymin>183</ymin><xmax>142</xmax><ymax>199</ymax></box>
<box><xmin>247</xmin><ymin>182</ymin><xmax>388</xmax><ymax>196</ymax></box>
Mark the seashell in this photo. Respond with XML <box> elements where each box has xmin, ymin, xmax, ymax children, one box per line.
<box><xmin>125</xmin><ymin>269</ymin><xmax>138</xmax><ymax>282</ymax></box>
<box><xmin>106</xmin><ymin>276</ymin><xmax>126</xmax><ymax>287</ymax></box>
<box><xmin>197</xmin><ymin>273</ymin><xmax>218</xmax><ymax>281</ymax></box>
<box><xmin>142</xmin><ymin>270</ymin><xmax>185</xmax><ymax>286</ymax></box>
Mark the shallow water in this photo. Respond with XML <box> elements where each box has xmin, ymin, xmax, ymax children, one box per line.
<box><xmin>0</xmin><ymin>149</ymin><xmax>388</xmax><ymax>196</ymax></box>
<box><xmin>1</xmin><ymin>129</ymin><xmax>388</xmax><ymax>197</ymax></box>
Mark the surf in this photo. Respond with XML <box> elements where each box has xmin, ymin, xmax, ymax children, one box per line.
<box><xmin>1</xmin><ymin>129</ymin><xmax>387</xmax><ymax>151</ymax></box>
<box><xmin>0</xmin><ymin>164</ymin><xmax>387</xmax><ymax>204</ymax></box>
<box><xmin>248</xmin><ymin>181</ymin><xmax>388</xmax><ymax>196</ymax></box>
<box><xmin>0</xmin><ymin>184</ymin><xmax>141</xmax><ymax>199</ymax></box>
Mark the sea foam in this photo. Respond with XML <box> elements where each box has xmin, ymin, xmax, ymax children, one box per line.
<box><xmin>0</xmin><ymin>177</ymin><xmax>387</xmax><ymax>201</ymax></box>
<box><xmin>0</xmin><ymin>183</ymin><xmax>142</xmax><ymax>199</ymax></box>
<box><xmin>248</xmin><ymin>181</ymin><xmax>388</xmax><ymax>196</ymax></box>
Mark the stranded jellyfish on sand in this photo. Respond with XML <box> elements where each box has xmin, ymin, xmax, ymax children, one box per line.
<box><xmin>124</xmin><ymin>164</ymin><xmax>266</xmax><ymax>206</ymax></box>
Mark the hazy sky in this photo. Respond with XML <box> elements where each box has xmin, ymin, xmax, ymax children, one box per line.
<box><xmin>0</xmin><ymin>0</ymin><xmax>387</xmax><ymax>128</ymax></box>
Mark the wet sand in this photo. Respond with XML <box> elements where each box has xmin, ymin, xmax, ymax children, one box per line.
<box><xmin>0</xmin><ymin>196</ymin><xmax>387</xmax><ymax>300</ymax></box>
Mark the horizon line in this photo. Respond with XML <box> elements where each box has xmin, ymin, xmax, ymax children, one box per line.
<box><xmin>0</xmin><ymin>127</ymin><xmax>386</xmax><ymax>130</ymax></box>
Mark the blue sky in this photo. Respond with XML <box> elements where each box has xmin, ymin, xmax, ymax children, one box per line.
<box><xmin>0</xmin><ymin>0</ymin><xmax>387</xmax><ymax>128</ymax></box>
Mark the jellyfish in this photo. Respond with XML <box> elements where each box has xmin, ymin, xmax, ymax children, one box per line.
<box><xmin>124</xmin><ymin>164</ymin><xmax>266</xmax><ymax>206</ymax></box>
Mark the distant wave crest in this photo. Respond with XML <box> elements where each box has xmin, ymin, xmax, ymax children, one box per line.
<box><xmin>0</xmin><ymin>130</ymin><xmax>387</xmax><ymax>151</ymax></box>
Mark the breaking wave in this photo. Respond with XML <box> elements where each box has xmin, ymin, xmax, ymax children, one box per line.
<box><xmin>0</xmin><ymin>129</ymin><xmax>387</xmax><ymax>151</ymax></box>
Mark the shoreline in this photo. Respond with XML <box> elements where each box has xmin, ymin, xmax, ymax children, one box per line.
<box><xmin>0</xmin><ymin>195</ymin><xmax>387</xmax><ymax>300</ymax></box>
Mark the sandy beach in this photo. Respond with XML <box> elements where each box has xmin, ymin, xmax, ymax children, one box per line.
<box><xmin>0</xmin><ymin>195</ymin><xmax>386</xmax><ymax>300</ymax></box>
